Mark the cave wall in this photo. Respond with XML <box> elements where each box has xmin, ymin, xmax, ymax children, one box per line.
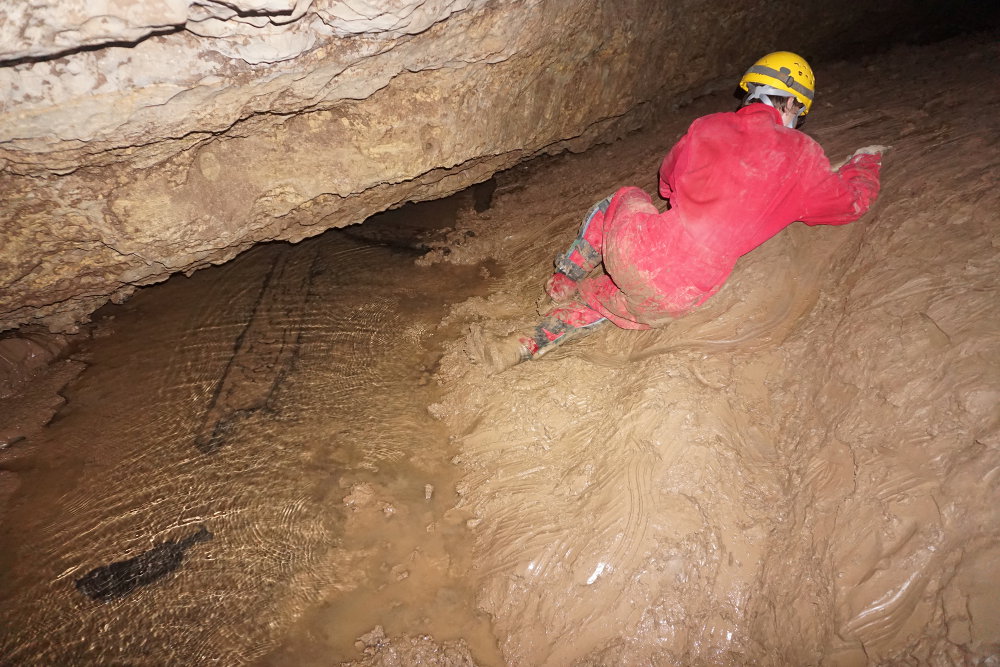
<box><xmin>0</xmin><ymin>0</ymin><xmax>965</xmax><ymax>332</ymax></box>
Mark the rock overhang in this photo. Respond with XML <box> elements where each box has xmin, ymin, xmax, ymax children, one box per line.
<box><xmin>1</xmin><ymin>0</ymin><xmax>996</xmax><ymax>332</ymax></box>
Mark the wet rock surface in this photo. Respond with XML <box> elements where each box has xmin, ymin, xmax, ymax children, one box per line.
<box><xmin>0</xmin><ymin>331</ymin><xmax>71</xmax><ymax>398</ymax></box>
<box><xmin>0</xmin><ymin>331</ymin><xmax>83</xmax><ymax>449</ymax></box>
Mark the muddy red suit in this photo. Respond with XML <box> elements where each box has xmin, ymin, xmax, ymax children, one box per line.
<box><xmin>555</xmin><ymin>103</ymin><xmax>882</xmax><ymax>331</ymax></box>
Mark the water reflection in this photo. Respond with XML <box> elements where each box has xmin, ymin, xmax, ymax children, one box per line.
<box><xmin>0</xmin><ymin>205</ymin><xmax>502</xmax><ymax>665</ymax></box>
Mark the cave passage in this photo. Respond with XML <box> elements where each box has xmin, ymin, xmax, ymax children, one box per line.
<box><xmin>0</xmin><ymin>192</ymin><xmax>504</xmax><ymax>665</ymax></box>
<box><xmin>1</xmin><ymin>25</ymin><xmax>999</xmax><ymax>667</ymax></box>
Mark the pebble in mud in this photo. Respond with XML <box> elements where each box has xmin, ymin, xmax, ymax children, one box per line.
<box><xmin>343</xmin><ymin>483</ymin><xmax>376</xmax><ymax>510</ymax></box>
<box><xmin>348</xmin><ymin>626</ymin><xmax>478</xmax><ymax>666</ymax></box>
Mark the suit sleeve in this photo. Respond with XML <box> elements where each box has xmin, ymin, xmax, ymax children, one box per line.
<box><xmin>798</xmin><ymin>149</ymin><xmax>882</xmax><ymax>226</ymax></box>
<box><xmin>658</xmin><ymin>131</ymin><xmax>691</xmax><ymax>201</ymax></box>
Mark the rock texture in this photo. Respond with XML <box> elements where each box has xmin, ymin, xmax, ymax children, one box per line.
<box><xmin>0</xmin><ymin>0</ymin><xmax>982</xmax><ymax>332</ymax></box>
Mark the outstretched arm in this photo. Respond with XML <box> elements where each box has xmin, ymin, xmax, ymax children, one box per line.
<box><xmin>799</xmin><ymin>145</ymin><xmax>886</xmax><ymax>225</ymax></box>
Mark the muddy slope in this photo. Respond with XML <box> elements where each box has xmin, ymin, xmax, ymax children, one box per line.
<box><xmin>429</xmin><ymin>34</ymin><xmax>1000</xmax><ymax>665</ymax></box>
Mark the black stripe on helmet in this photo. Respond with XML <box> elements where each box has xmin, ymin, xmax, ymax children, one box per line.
<box><xmin>747</xmin><ymin>65</ymin><xmax>814</xmax><ymax>100</ymax></box>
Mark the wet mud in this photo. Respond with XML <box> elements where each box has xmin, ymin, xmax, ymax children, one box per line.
<box><xmin>0</xmin><ymin>223</ymin><xmax>503</xmax><ymax>665</ymax></box>
<box><xmin>427</xmin><ymin>34</ymin><xmax>1000</xmax><ymax>665</ymax></box>
<box><xmin>194</xmin><ymin>249</ymin><xmax>317</xmax><ymax>454</ymax></box>
<box><xmin>2</xmin><ymin>32</ymin><xmax>999</xmax><ymax>667</ymax></box>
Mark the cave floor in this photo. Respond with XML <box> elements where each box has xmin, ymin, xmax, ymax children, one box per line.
<box><xmin>0</xmin><ymin>217</ymin><xmax>505</xmax><ymax>665</ymax></box>
<box><xmin>2</xmin><ymin>32</ymin><xmax>999</xmax><ymax>667</ymax></box>
<box><xmin>422</xmin><ymin>33</ymin><xmax>1000</xmax><ymax>666</ymax></box>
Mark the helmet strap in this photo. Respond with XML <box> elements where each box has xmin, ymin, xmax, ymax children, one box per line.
<box><xmin>743</xmin><ymin>84</ymin><xmax>804</xmax><ymax>128</ymax></box>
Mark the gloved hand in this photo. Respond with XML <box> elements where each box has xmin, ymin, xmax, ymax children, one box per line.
<box><xmin>545</xmin><ymin>272</ymin><xmax>578</xmax><ymax>303</ymax></box>
<box><xmin>852</xmin><ymin>144</ymin><xmax>890</xmax><ymax>158</ymax></box>
<box><xmin>832</xmin><ymin>144</ymin><xmax>890</xmax><ymax>170</ymax></box>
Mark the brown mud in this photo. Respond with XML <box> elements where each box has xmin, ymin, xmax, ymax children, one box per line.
<box><xmin>0</xmin><ymin>222</ymin><xmax>503</xmax><ymax>665</ymax></box>
<box><xmin>1</xmin><ymin>32</ymin><xmax>998</xmax><ymax>666</ymax></box>
<box><xmin>427</xmin><ymin>34</ymin><xmax>1000</xmax><ymax>665</ymax></box>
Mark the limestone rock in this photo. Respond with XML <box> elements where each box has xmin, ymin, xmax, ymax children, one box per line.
<box><xmin>0</xmin><ymin>0</ymin><xmax>947</xmax><ymax>331</ymax></box>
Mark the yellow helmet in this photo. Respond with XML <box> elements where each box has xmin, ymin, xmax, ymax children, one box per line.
<box><xmin>739</xmin><ymin>51</ymin><xmax>815</xmax><ymax>115</ymax></box>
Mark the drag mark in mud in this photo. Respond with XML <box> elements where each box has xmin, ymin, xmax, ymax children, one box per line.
<box><xmin>195</xmin><ymin>249</ymin><xmax>318</xmax><ymax>453</ymax></box>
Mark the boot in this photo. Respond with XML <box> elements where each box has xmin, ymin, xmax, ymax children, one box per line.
<box><xmin>466</xmin><ymin>324</ymin><xmax>531</xmax><ymax>374</ymax></box>
<box><xmin>552</xmin><ymin>195</ymin><xmax>611</xmax><ymax>282</ymax></box>
<box><xmin>468</xmin><ymin>308</ymin><xmax>607</xmax><ymax>374</ymax></box>
<box><xmin>517</xmin><ymin>306</ymin><xmax>607</xmax><ymax>360</ymax></box>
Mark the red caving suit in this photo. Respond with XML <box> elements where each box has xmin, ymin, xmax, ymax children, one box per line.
<box><xmin>569</xmin><ymin>103</ymin><xmax>882</xmax><ymax>329</ymax></box>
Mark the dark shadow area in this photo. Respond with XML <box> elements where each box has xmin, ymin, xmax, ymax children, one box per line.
<box><xmin>337</xmin><ymin>178</ymin><xmax>497</xmax><ymax>253</ymax></box>
<box><xmin>818</xmin><ymin>2</ymin><xmax>1000</xmax><ymax>59</ymax></box>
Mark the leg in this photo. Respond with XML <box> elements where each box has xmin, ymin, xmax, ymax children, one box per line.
<box><xmin>576</xmin><ymin>273</ymin><xmax>652</xmax><ymax>330</ymax></box>
<box><xmin>545</xmin><ymin>193</ymin><xmax>614</xmax><ymax>301</ymax></box>
<box><xmin>469</xmin><ymin>300</ymin><xmax>607</xmax><ymax>374</ymax></box>
<box><xmin>517</xmin><ymin>301</ymin><xmax>607</xmax><ymax>359</ymax></box>
<box><xmin>554</xmin><ymin>196</ymin><xmax>612</xmax><ymax>281</ymax></box>
<box><xmin>578</xmin><ymin>189</ymin><xmax>728</xmax><ymax>328</ymax></box>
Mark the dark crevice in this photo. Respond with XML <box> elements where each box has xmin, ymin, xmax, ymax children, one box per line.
<box><xmin>225</xmin><ymin>6</ymin><xmax>295</xmax><ymax>19</ymax></box>
<box><xmin>0</xmin><ymin>26</ymin><xmax>186</xmax><ymax>67</ymax></box>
